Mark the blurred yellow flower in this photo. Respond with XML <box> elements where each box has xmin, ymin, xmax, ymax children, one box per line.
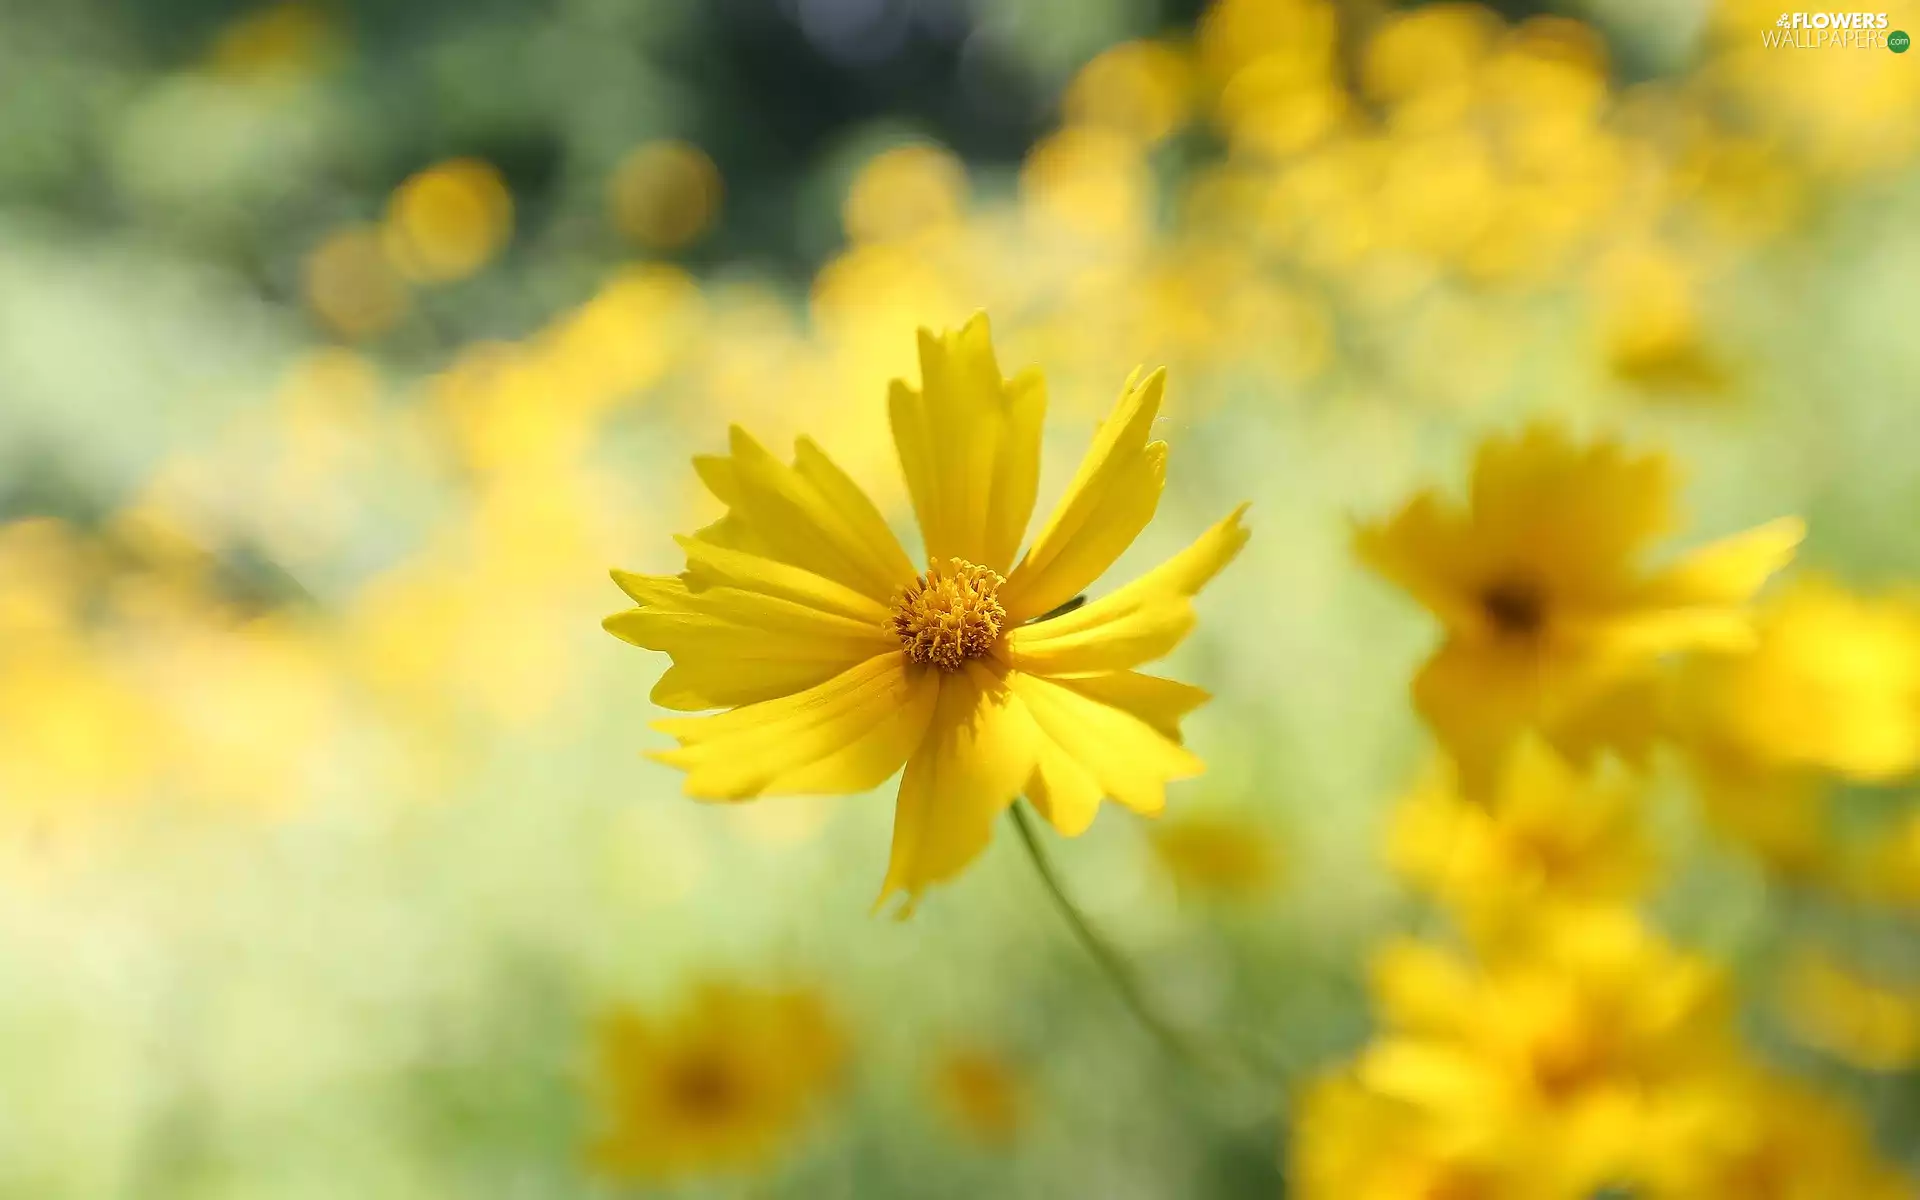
<box><xmin>842</xmin><ymin>143</ymin><xmax>967</xmax><ymax>245</ymax></box>
<box><xmin>1063</xmin><ymin>40</ymin><xmax>1194</xmax><ymax>146</ymax></box>
<box><xmin>1679</xmin><ymin>576</ymin><xmax>1920</xmax><ymax>783</ymax></box>
<box><xmin>1780</xmin><ymin>951</ymin><xmax>1920</xmax><ymax>1073</ymax></box>
<box><xmin>1671</xmin><ymin>1073</ymin><xmax>1912</xmax><ymax>1200</ymax></box>
<box><xmin>382</xmin><ymin>158</ymin><xmax>513</xmax><ymax>284</ymax></box>
<box><xmin>930</xmin><ymin>1046</ymin><xmax>1027</xmax><ymax>1146</ymax></box>
<box><xmin>303</xmin><ymin>225</ymin><xmax>409</xmax><ymax>338</ymax></box>
<box><xmin>1596</xmin><ymin>245</ymin><xmax>1731</xmax><ymax>395</ymax></box>
<box><xmin>1356</xmin><ymin>424</ymin><xmax>1802</xmax><ymax>788</ymax></box>
<box><xmin>1346</xmin><ymin>914</ymin><xmax>1738</xmax><ymax>1193</ymax></box>
<box><xmin>1021</xmin><ymin>127</ymin><xmax>1153</xmax><ymax>245</ymax></box>
<box><xmin>1148</xmin><ymin>810</ymin><xmax>1281</xmax><ymax>900</ymax></box>
<box><xmin>205</xmin><ymin>2</ymin><xmax>340</xmax><ymax>82</ymax></box>
<box><xmin>589</xmin><ymin>981</ymin><xmax>844</xmax><ymax>1181</ymax></box>
<box><xmin>1291</xmin><ymin>1073</ymin><xmax>1526</xmax><ymax>1199</ymax></box>
<box><xmin>606</xmin><ymin>313</ymin><xmax>1248</xmax><ymax>910</ymax></box>
<box><xmin>608</xmin><ymin>139</ymin><xmax>724</xmax><ymax>251</ymax></box>
<box><xmin>1389</xmin><ymin>739</ymin><xmax>1654</xmax><ymax>940</ymax></box>
<box><xmin>1360</xmin><ymin>3</ymin><xmax>1502</xmax><ymax>109</ymax></box>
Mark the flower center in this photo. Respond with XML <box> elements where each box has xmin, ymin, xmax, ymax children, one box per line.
<box><xmin>666</xmin><ymin>1053</ymin><xmax>743</xmax><ymax>1119</ymax></box>
<box><xmin>891</xmin><ymin>558</ymin><xmax>1007</xmax><ymax>671</ymax></box>
<box><xmin>1480</xmin><ymin>577</ymin><xmax>1547</xmax><ymax>638</ymax></box>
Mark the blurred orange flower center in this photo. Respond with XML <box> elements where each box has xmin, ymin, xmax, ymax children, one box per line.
<box><xmin>891</xmin><ymin>558</ymin><xmax>1007</xmax><ymax>671</ymax></box>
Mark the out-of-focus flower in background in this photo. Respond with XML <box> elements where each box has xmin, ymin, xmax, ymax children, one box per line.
<box><xmin>1356</xmin><ymin>424</ymin><xmax>1803</xmax><ymax>789</ymax></box>
<box><xmin>1388</xmin><ymin>739</ymin><xmax>1654</xmax><ymax>944</ymax></box>
<box><xmin>609</xmin><ymin>140</ymin><xmax>725</xmax><ymax>252</ymax></box>
<box><xmin>1148</xmin><ymin>810</ymin><xmax>1282</xmax><ymax>902</ymax></box>
<box><xmin>930</xmin><ymin>1045</ymin><xmax>1029</xmax><ymax>1147</ymax></box>
<box><xmin>382</xmin><ymin>158</ymin><xmax>514</xmax><ymax>285</ymax></box>
<box><xmin>588</xmin><ymin>981</ymin><xmax>845</xmax><ymax>1182</ymax></box>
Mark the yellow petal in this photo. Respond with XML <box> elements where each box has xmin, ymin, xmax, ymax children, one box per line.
<box><xmin>791</xmin><ymin>435</ymin><xmax>919</xmax><ymax>586</ymax></box>
<box><xmin>878</xmin><ymin>660</ymin><xmax>1036</xmax><ymax>910</ymax></box>
<box><xmin>650</xmin><ymin>652</ymin><xmax>938</xmax><ymax>799</ymax></box>
<box><xmin>999</xmin><ymin>368</ymin><xmax>1167</xmax><ymax>621</ymax></box>
<box><xmin>693</xmin><ymin>427</ymin><xmax>913</xmax><ymax>602</ymax></box>
<box><xmin>1017</xmin><ymin>672</ymin><xmax>1211</xmax><ymax>836</ymax></box>
<box><xmin>603</xmin><ymin>570</ymin><xmax>896</xmax><ymax>711</ymax></box>
<box><xmin>1578</xmin><ymin>606</ymin><xmax>1758</xmax><ymax>658</ymax></box>
<box><xmin>1006</xmin><ymin>670</ymin><xmax>1203</xmax><ymax>816</ymax></box>
<box><xmin>1352</xmin><ymin>493</ymin><xmax>1486</xmax><ymax>633</ymax></box>
<box><xmin>888</xmin><ymin>312</ymin><xmax>1046</xmax><ymax>572</ymax></box>
<box><xmin>1411</xmin><ymin>639</ymin><xmax>1644</xmax><ymax>795</ymax></box>
<box><xmin>1410</xmin><ymin>639</ymin><xmax>1545</xmax><ymax>795</ymax></box>
<box><xmin>1005</xmin><ymin>598</ymin><xmax>1195</xmax><ymax>676</ymax></box>
<box><xmin>1023</xmin><ymin>722</ymin><xmax>1106</xmax><ymax>836</ymax></box>
<box><xmin>673</xmin><ymin>536</ymin><xmax>891</xmax><ymax>626</ymax></box>
<box><xmin>1638</xmin><ymin>515</ymin><xmax>1805</xmax><ymax>607</ymax></box>
<box><xmin>1469</xmin><ymin>425</ymin><xmax>1676</xmax><ymax>575</ymax></box>
<box><xmin>1370</xmin><ymin>939</ymin><xmax>1479</xmax><ymax>1034</ymax></box>
<box><xmin>1005</xmin><ymin>504</ymin><xmax>1248</xmax><ymax>674</ymax></box>
<box><xmin>1059</xmin><ymin>671</ymin><xmax>1210</xmax><ymax>741</ymax></box>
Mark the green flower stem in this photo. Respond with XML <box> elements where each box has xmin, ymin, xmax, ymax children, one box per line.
<box><xmin>1006</xmin><ymin>801</ymin><xmax>1212</xmax><ymax>1071</ymax></box>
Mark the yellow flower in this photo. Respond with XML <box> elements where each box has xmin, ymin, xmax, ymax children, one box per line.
<box><xmin>1353</xmin><ymin>913</ymin><xmax>1736</xmax><ymax>1192</ymax></box>
<box><xmin>1668</xmin><ymin>1073</ymin><xmax>1913</xmax><ymax>1200</ymax></box>
<box><xmin>1678</xmin><ymin>576</ymin><xmax>1920</xmax><ymax>783</ymax></box>
<box><xmin>588</xmin><ymin>981</ymin><xmax>844</xmax><ymax>1181</ymax></box>
<box><xmin>1291</xmin><ymin>1073</ymin><xmax>1530</xmax><ymax>1200</ymax></box>
<box><xmin>605</xmin><ymin>313</ymin><xmax>1248</xmax><ymax>909</ymax></box>
<box><xmin>930</xmin><ymin>1046</ymin><xmax>1028</xmax><ymax>1146</ymax></box>
<box><xmin>1148</xmin><ymin>809</ymin><xmax>1282</xmax><ymax>900</ymax></box>
<box><xmin>1356</xmin><ymin>424</ymin><xmax>1802</xmax><ymax>789</ymax></box>
<box><xmin>1670</xmin><ymin>577</ymin><xmax>1920</xmax><ymax>875</ymax></box>
<box><xmin>1388</xmin><ymin>738</ymin><xmax>1654</xmax><ymax>942</ymax></box>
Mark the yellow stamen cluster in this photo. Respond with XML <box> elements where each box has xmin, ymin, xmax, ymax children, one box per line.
<box><xmin>891</xmin><ymin>558</ymin><xmax>1007</xmax><ymax>671</ymax></box>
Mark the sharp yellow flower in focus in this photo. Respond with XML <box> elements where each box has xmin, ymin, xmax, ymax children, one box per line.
<box><xmin>1356</xmin><ymin>424</ymin><xmax>1803</xmax><ymax>789</ymax></box>
<box><xmin>1389</xmin><ymin>738</ymin><xmax>1654</xmax><ymax>942</ymax></box>
<box><xmin>588</xmin><ymin>982</ymin><xmax>844</xmax><ymax>1181</ymax></box>
<box><xmin>605</xmin><ymin>313</ymin><xmax>1249</xmax><ymax>911</ymax></box>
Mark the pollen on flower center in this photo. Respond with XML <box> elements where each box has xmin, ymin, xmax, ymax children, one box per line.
<box><xmin>891</xmin><ymin>558</ymin><xmax>1007</xmax><ymax>671</ymax></box>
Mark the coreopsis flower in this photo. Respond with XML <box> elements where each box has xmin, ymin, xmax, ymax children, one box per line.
<box><xmin>605</xmin><ymin>313</ymin><xmax>1248</xmax><ymax>910</ymax></box>
<box><xmin>930</xmin><ymin>1046</ymin><xmax>1028</xmax><ymax>1146</ymax></box>
<box><xmin>1671</xmin><ymin>577</ymin><xmax>1920</xmax><ymax>875</ymax></box>
<box><xmin>1290</xmin><ymin>1073</ymin><xmax>1532</xmax><ymax>1200</ymax></box>
<box><xmin>587</xmin><ymin>982</ymin><xmax>844</xmax><ymax>1181</ymax></box>
<box><xmin>1148</xmin><ymin>809</ymin><xmax>1282</xmax><ymax>901</ymax></box>
<box><xmin>1676</xmin><ymin>576</ymin><xmax>1920</xmax><ymax>783</ymax></box>
<box><xmin>1356</xmin><ymin>423</ymin><xmax>1802</xmax><ymax>789</ymax></box>
<box><xmin>1653</xmin><ymin>1070</ymin><xmax>1915</xmax><ymax>1200</ymax></box>
<box><xmin>1388</xmin><ymin>738</ymin><xmax>1654</xmax><ymax>943</ymax></box>
<box><xmin>1352</xmin><ymin>913</ymin><xmax>1737</xmax><ymax>1193</ymax></box>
